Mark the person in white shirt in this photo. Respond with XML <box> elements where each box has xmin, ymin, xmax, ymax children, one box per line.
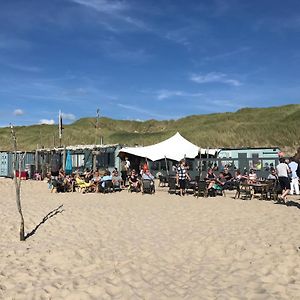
<box><xmin>288</xmin><ymin>157</ymin><xmax>299</xmax><ymax>195</ymax></box>
<box><xmin>248</xmin><ymin>169</ymin><xmax>257</xmax><ymax>183</ymax></box>
<box><xmin>267</xmin><ymin>168</ymin><xmax>278</xmax><ymax>180</ymax></box>
<box><xmin>276</xmin><ymin>158</ymin><xmax>291</xmax><ymax>203</ymax></box>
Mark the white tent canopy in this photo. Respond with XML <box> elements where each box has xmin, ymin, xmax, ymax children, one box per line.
<box><xmin>119</xmin><ymin>132</ymin><xmax>203</xmax><ymax>162</ymax></box>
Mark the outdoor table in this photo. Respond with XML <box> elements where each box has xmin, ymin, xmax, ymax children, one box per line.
<box><xmin>248</xmin><ymin>183</ymin><xmax>269</xmax><ymax>199</ymax></box>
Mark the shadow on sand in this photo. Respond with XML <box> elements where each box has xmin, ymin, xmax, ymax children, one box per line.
<box><xmin>25</xmin><ymin>204</ymin><xmax>64</xmax><ymax>240</ymax></box>
<box><xmin>286</xmin><ymin>200</ymin><xmax>300</xmax><ymax>209</ymax></box>
<box><xmin>274</xmin><ymin>200</ymin><xmax>300</xmax><ymax>209</ymax></box>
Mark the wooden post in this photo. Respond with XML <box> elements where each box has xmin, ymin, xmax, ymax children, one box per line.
<box><xmin>10</xmin><ymin>124</ymin><xmax>25</xmax><ymax>241</ymax></box>
<box><xmin>62</xmin><ymin>147</ymin><xmax>66</xmax><ymax>171</ymax></box>
<box><xmin>35</xmin><ymin>149</ymin><xmax>39</xmax><ymax>175</ymax></box>
<box><xmin>93</xmin><ymin>151</ymin><xmax>99</xmax><ymax>172</ymax></box>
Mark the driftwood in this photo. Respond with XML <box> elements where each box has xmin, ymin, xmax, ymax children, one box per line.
<box><xmin>10</xmin><ymin>124</ymin><xmax>25</xmax><ymax>241</ymax></box>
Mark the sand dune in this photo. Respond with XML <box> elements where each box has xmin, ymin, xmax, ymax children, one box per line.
<box><xmin>1</xmin><ymin>178</ymin><xmax>300</xmax><ymax>299</ymax></box>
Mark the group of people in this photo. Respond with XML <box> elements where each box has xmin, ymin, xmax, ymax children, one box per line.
<box><xmin>126</xmin><ymin>168</ymin><xmax>155</xmax><ymax>193</ymax></box>
<box><xmin>175</xmin><ymin>159</ymin><xmax>238</xmax><ymax>197</ymax></box>
<box><xmin>174</xmin><ymin>156</ymin><xmax>300</xmax><ymax>201</ymax></box>
<box><xmin>47</xmin><ymin>152</ymin><xmax>300</xmax><ymax>202</ymax></box>
<box><xmin>275</xmin><ymin>156</ymin><xmax>300</xmax><ymax>203</ymax></box>
<box><xmin>48</xmin><ymin>156</ymin><xmax>156</xmax><ymax>194</ymax></box>
<box><xmin>48</xmin><ymin>168</ymin><xmax>123</xmax><ymax>193</ymax></box>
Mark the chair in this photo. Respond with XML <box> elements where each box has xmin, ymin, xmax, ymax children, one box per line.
<box><xmin>196</xmin><ymin>180</ymin><xmax>208</xmax><ymax>197</ymax></box>
<box><xmin>75</xmin><ymin>177</ymin><xmax>94</xmax><ymax>193</ymax></box>
<box><xmin>142</xmin><ymin>179</ymin><xmax>155</xmax><ymax>194</ymax></box>
<box><xmin>112</xmin><ymin>181</ymin><xmax>122</xmax><ymax>192</ymax></box>
<box><xmin>235</xmin><ymin>182</ymin><xmax>253</xmax><ymax>200</ymax></box>
<box><xmin>168</xmin><ymin>177</ymin><xmax>178</xmax><ymax>194</ymax></box>
<box><xmin>99</xmin><ymin>180</ymin><xmax>114</xmax><ymax>193</ymax></box>
<box><xmin>186</xmin><ymin>180</ymin><xmax>197</xmax><ymax>195</ymax></box>
<box><xmin>265</xmin><ymin>179</ymin><xmax>280</xmax><ymax>201</ymax></box>
<box><xmin>128</xmin><ymin>180</ymin><xmax>141</xmax><ymax>193</ymax></box>
<box><xmin>158</xmin><ymin>175</ymin><xmax>168</xmax><ymax>187</ymax></box>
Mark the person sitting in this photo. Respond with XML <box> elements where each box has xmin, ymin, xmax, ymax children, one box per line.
<box><xmin>62</xmin><ymin>174</ymin><xmax>73</xmax><ymax>192</ymax></box>
<box><xmin>91</xmin><ymin>170</ymin><xmax>101</xmax><ymax>192</ymax></box>
<box><xmin>34</xmin><ymin>171</ymin><xmax>42</xmax><ymax>180</ymax></box>
<box><xmin>205</xmin><ymin>169</ymin><xmax>217</xmax><ymax>196</ymax></box>
<box><xmin>55</xmin><ymin>169</ymin><xmax>66</xmax><ymax>192</ymax></box>
<box><xmin>234</xmin><ymin>169</ymin><xmax>248</xmax><ymax>183</ymax></box>
<box><xmin>141</xmin><ymin>169</ymin><xmax>155</xmax><ymax>193</ymax></box>
<box><xmin>83</xmin><ymin>168</ymin><xmax>93</xmax><ymax>183</ymax></box>
<box><xmin>142</xmin><ymin>169</ymin><xmax>154</xmax><ymax>181</ymax></box>
<box><xmin>140</xmin><ymin>161</ymin><xmax>149</xmax><ymax>175</ymax></box>
<box><xmin>248</xmin><ymin>169</ymin><xmax>257</xmax><ymax>184</ymax></box>
<box><xmin>98</xmin><ymin>170</ymin><xmax>112</xmax><ymax>193</ymax></box>
<box><xmin>111</xmin><ymin>168</ymin><xmax>122</xmax><ymax>191</ymax></box>
<box><xmin>267</xmin><ymin>168</ymin><xmax>278</xmax><ymax>180</ymax></box>
<box><xmin>222</xmin><ymin>168</ymin><xmax>234</xmax><ymax>189</ymax></box>
<box><xmin>213</xmin><ymin>172</ymin><xmax>227</xmax><ymax>194</ymax></box>
<box><xmin>128</xmin><ymin>169</ymin><xmax>140</xmax><ymax>192</ymax></box>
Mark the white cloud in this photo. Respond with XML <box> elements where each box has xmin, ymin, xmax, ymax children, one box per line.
<box><xmin>62</xmin><ymin>113</ymin><xmax>76</xmax><ymax>121</ymax></box>
<box><xmin>13</xmin><ymin>109</ymin><xmax>24</xmax><ymax>116</ymax></box>
<box><xmin>117</xmin><ymin>103</ymin><xmax>171</xmax><ymax>119</ymax></box>
<box><xmin>156</xmin><ymin>89</ymin><xmax>202</xmax><ymax>100</ymax></box>
<box><xmin>39</xmin><ymin>119</ymin><xmax>55</xmax><ymax>125</ymax></box>
<box><xmin>4</xmin><ymin>62</ymin><xmax>42</xmax><ymax>73</ymax></box>
<box><xmin>70</xmin><ymin>0</ymin><xmax>128</xmax><ymax>14</ymax></box>
<box><xmin>203</xmin><ymin>46</ymin><xmax>251</xmax><ymax>62</ymax></box>
<box><xmin>190</xmin><ymin>72</ymin><xmax>241</xmax><ymax>86</ymax></box>
<box><xmin>69</xmin><ymin>0</ymin><xmax>147</xmax><ymax>31</ymax></box>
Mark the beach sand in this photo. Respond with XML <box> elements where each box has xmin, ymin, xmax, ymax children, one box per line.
<box><xmin>1</xmin><ymin>178</ymin><xmax>300</xmax><ymax>299</ymax></box>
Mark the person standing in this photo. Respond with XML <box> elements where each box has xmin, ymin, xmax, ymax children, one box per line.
<box><xmin>121</xmin><ymin>160</ymin><xmax>127</xmax><ymax>188</ymax></box>
<box><xmin>121</xmin><ymin>157</ymin><xmax>131</xmax><ymax>187</ymax></box>
<box><xmin>125</xmin><ymin>157</ymin><xmax>131</xmax><ymax>174</ymax></box>
<box><xmin>176</xmin><ymin>159</ymin><xmax>190</xmax><ymax>196</ymax></box>
<box><xmin>276</xmin><ymin>157</ymin><xmax>291</xmax><ymax>203</ymax></box>
<box><xmin>288</xmin><ymin>156</ymin><xmax>299</xmax><ymax>195</ymax></box>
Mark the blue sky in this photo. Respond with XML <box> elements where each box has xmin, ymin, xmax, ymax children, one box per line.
<box><xmin>0</xmin><ymin>0</ymin><xmax>300</xmax><ymax>127</ymax></box>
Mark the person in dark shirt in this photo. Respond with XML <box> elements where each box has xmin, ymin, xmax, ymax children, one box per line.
<box><xmin>222</xmin><ymin>168</ymin><xmax>234</xmax><ymax>189</ymax></box>
<box><xmin>128</xmin><ymin>169</ymin><xmax>140</xmax><ymax>192</ymax></box>
<box><xmin>205</xmin><ymin>168</ymin><xmax>217</xmax><ymax>191</ymax></box>
<box><xmin>223</xmin><ymin>168</ymin><xmax>233</xmax><ymax>181</ymax></box>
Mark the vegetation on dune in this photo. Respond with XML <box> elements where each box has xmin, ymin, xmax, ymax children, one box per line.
<box><xmin>0</xmin><ymin>104</ymin><xmax>299</xmax><ymax>154</ymax></box>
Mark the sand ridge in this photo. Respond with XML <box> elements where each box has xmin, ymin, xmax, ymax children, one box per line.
<box><xmin>1</xmin><ymin>178</ymin><xmax>300</xmax><ymax>299</ymax></box>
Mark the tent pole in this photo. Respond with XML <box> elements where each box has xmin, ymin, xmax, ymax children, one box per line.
<box><xmin>164</xmin><ymin>156</ymin><xmax>169</xmax><ymax>176</ymax></box>
<box><xmin>199</xmin><ymin>148</ymin><xmax>202</xmax><ymax>180</ymax></box>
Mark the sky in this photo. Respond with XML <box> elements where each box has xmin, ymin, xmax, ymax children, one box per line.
<box><xmin>0</xmin><ymin>0</ymin><xmax>300</xmax><ymax>127</ymax></box>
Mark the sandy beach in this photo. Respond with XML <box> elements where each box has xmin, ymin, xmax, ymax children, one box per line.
<box><xmin>1</xmin><ymin>178</ymin><xmax>300</xmax><ymax>299</ymax></box>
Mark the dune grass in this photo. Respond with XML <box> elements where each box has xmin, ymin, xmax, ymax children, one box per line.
<box><xmin>1</xmin><ymin>104</ymin><xmax>299</xmax><ymax>153</ymax></box>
